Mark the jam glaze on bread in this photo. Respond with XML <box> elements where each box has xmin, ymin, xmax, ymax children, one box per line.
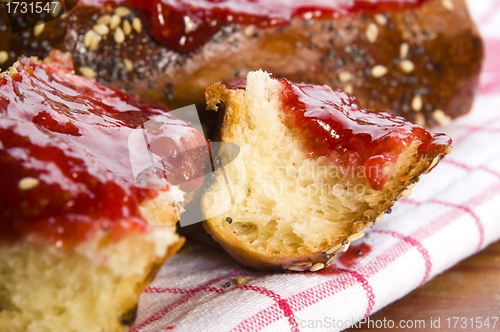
<box><xmin>202</xmin><ymin>71</ymin><xmax>451</xmax><ymax>271</ymax></box>
<box><xmin>0</xmin><ymin>51</ymin><xmax>207</xmax><ymax>331</ymax></box>
<box><xmin>0</xmin><ymin>0</ymin><xmax>483</xmax><ymax>127</ymax></box>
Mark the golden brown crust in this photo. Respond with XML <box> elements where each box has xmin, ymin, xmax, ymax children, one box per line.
<box><xmin>0</xmin><ymin>0</ymin><xmax>482</xmax><ymax>127</ymax></box>
<box><xmin>114</xmin><ymin>236</ymin><xmax>185</xmax><ymax>328</ymax></box>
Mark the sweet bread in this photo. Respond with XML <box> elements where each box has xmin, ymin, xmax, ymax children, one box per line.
<box><xmin>0</xmin><ymin>0</ymin><xmax>483</xmax><ymax>126</ymax></box>
<box><xmin>201</xmin><ymin>71</ymin><xmax>451</xmax><ymax>271</ymax></box>
<box><xmin>0</xmin><ymin>51</ymin><xmax>207</xmax><ymax>331</ymax></box>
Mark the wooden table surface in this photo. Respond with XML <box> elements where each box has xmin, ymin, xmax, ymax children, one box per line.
<box><xmin>347</xmin><ymin>240</ymin><xmax>500</xmax><ymax>331</ymax></box>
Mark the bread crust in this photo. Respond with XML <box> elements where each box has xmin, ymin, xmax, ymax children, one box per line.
<box><xmin>0</xmin><ymin>0</ymin><xmax>482</xmax><ymax>126</ymax></box>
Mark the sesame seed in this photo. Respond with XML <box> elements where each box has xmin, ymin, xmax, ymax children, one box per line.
<box><xmin>243</xmin><ymin>24</ymin><xmax>256</xmax><ymax>37</ymax></box>
<box><xmin>347</xmin><ymin>231</ymin><xmax>365</xmax><ymax>242</ymax></box>
<box><xmin>374</xmin><ymin>14</ymin><xmax>387</xmax><ymax>26</ymax></box>
<box><xmin>432</xmin><ymin>109</ymin><xmax>452</xmax><ymax>126</ymax></box>
<box><xmin>442</xmin><ymin>0</ymin><xmax>454</xmax><ymax>11</ymax></box>
<box><xmin>414</xmin><ymin>113</ymin><xmax>426</xmax><ymax>127</ymax></box>
<box><xmin>236</xmin><ymin>277</ymin><xmax>248</xmax><ymax>285</ymax></box>
<box><xmin>34</xmin><ymin>22</ymin><xmax>45</xmax><ymax>37</ymax></box>
<box><xmin>18</xmin><ymin>177</ymin><xmax>40</xmax><ymax>190</ymax></box>
<box><xmin>84</xmin><ymin>30</ymin><xmax>95</xmax><ymax>48</ymax></box>
<box><xmin>371</xmin><ymin>65</ymin><xmax>388</xmax><ymax>78</ymax></box>
<box><xmin>123</xmin><ymin>19</ymin><xmax>132</xmax><ymax>35</ymax></box>
<box><xmin>132</xmin><ymin>17</ymin><xmax>142</xmax><ymax>33</ymax></box>
<box><xmin>115</xmin><ymin>6</ymin><xmax>131</xmax><ymax>17</ymax></box>
<box><xmin>366</xmin><ymin>23</ymin><xmax>378</xmax><ymax>43</ymax></box>
<box><xmin>445</xmin><ymin>146</ymin><xmax>452</xmax><ymax>154</ymax></box>
<box><xmin>0</xmin><ymin>51</ymin><xmax>8</xmax><ymax>65</ymax></box>
<box><xmin>97</xmin><ymin>14</ymin><xmax>111</xmax><ymax>25</ymax></box>
<box><xmin>50</xmin><ymin>1</ymin><xmax>62</xmax><ymax>17</ymax></box>
<box><xmin>79</xmin><ymin>66</ymin><xmax>96</xmax><ymax>78</ymax></box>
<box><xmin>401</xmin><ymin>188</ymin><xmax>412</xmax><ymax>197</ymax></box>
<box><xmin>288</xmin><ymin>267</ymin><xmax>304</xmax><ymax>272</ymax></box>
<box><xmin>342</xmin><ymin>242</ymin><xmax>351</xmax><ymax>252</ymax></box>
<box><xmin>400</xmin><ymin>42</ymin><xmax>410</xmax><ymax>59</ymax></box>
<box><xmin>84</xmin><ymin>30</ymin><xmax>101</xmax><ymax>51</ymax></box>
<box><xmin>344</xmin><ymin>83</ymin><xmax>353</xmax><ymax>95</ymax></box>
<box><xmin>114</xmin><ymin>27</ymin><xmax>125</xmax><ymax>44</ymax></box>
<box><xmin>426</xmin><ymin>156</ymin><xmax>440</xmax><ymax>173</ymax></box>
<box><xmin>365</xmin><ymin>222</ymin><xmax>374</xmax><ymax>228</ymax></box>
<box><xmin>223</xmin><ymin>281</ymin><xmax>231</xmax><ymax>288</ymax></box>
<box><xmin>411</xmin><ymin>95</ymin><xmax>423</xmax><ymax>112</ymax></box>
<box><xmin>296</xmin><ymin>261</ymin><xmax>312</xmax><ymax>267</ymax></box>
<box><xmin>310</xmin><ymin>263</ymin><xmax>325</xmax><ymax>272</ymax></box>
<box><xmin>338</xmin><ymin>71</ymin><xmax>352</xmax><ymax>83</ymax></box>
<box><xmin>326</xmin><ymin>243</ymin><xmax>342</xmax><ymax>255</ymax></box>
<box><xmin>375</xmin><ymin>214</ymin><xmax>384</xmax><ymax>223</ymax></box>
<box><xmin>226</xmin><ymin>217</ymin><xmax>233</xmax><ymax>224</ymax></box>
<box><xmin>400</xmin><ymin>59</ymin><xmax>415</xmax><ymax>73</ymax></box>
<box><xmin>407</xmin><ymin>181</ymin><xmax>419</xmax><ymax>191</ymax></box>
<box><xmin>90</xmin><ymin>37</ymin><xmax>101</xmax><ymax>51</ymax></box>
<box><xmin>110</xmin><ymin>14</ymin><xmax>121</xmax><ymax>30</ymax></box>
<box><xmin>123</xmin><ymin>58</ymin><xmax>134</xmax><ymax>72</ymax></box>
<box><xmin>93</xmin><ymin>24</ymin><xmax>110</xmax><ymax>36</ymax></box>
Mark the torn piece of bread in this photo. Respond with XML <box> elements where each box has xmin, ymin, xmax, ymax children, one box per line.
<box><xmin>202</xmin><ymin>71</ymin><xmax>451</xmax><ymax>271</ymax></box>
<box><xmin>0</xmin><ymin>51</ymin><xmax>207</xmax><ymax>331</ymax></box>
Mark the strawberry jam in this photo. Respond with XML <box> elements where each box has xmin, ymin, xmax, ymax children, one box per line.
<box><xmin>123</xmin><ymin>0</ymin><xmax>427</xmax><ymax>53</ymax></box>
<box><xmin>279</xmin><ymin>79</ymin><xmax>451</xmax><ymax>190</ymax></box>
<box><xmin>0</xmin><ymin>51</ymin><xmax>207</xmax><ymax>248</ymax></box>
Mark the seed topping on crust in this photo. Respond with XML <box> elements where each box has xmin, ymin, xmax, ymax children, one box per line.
<box><xmin>347</xmin><ymin>231</ymin><xmax>365</xmax><ymax>242</ymax></box>
<box><xmin>366</xmin><ymin>23</ymin><xmax>378</xmax><ymax>43</ymax></box>
<box><xmin>310</xmin><ymin>263</ymin><xmax>325</xmax><ymax>272</ymax></box>
<box><xmin>326</xmin><ymin>243</ymin><xmax>342</xmax><ymax>255</ymax></box>
<box><xmin>18</xmin><ymin>177</ymin><xmax>40</xmax><ymax>190</ymax></box>
<box><xmin>371</xmin><ymin>65</ymin><xmax>388</xmax><ymax>78</ymax></box>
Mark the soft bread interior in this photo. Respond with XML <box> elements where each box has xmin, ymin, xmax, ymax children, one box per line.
<box><xmin>203</xmin><ymin>71</ymin><xmax>435</xmax><ymax>266</ymax></box>
<box><xmin>0</xmin><ymin>196</ymin><xmax>182</xmax><ymax>332</ymax></box>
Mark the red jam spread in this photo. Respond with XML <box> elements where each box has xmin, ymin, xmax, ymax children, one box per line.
<box><xmin>0</xmin><ymin>51</ymin><xmax>207</xmax><ymax>248</ymax></box>
<box><xmin>279</xmin><ymin>79</ymin><xmax>451</xmax><ymax>190</ymax></box>
<box><xmin>120</xmin><ymin>0</ymin><xmax>427</xmax><ymax>53</ymax></box>
<box><xmin>338</xmin><ymin>242</ymin><xmax>372</xmax><ymax>268</ymax></box>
